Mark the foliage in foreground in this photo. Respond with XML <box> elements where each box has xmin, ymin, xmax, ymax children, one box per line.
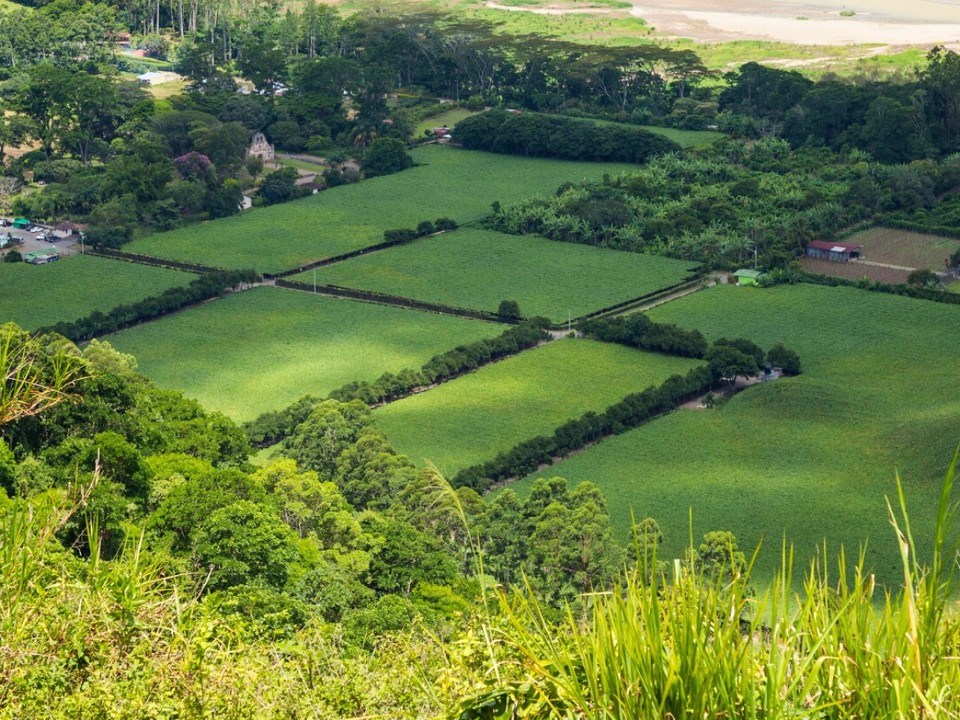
<box><xmin>459</xmin><ymin>457</ymin><xmax>960</xmax><ymax>719</ymax></box>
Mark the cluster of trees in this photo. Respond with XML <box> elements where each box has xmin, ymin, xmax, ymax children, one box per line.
<box><xmin>38</xmin><ymin>269</ymin><xmax>258</xmax><ymax>341</ymax></box>
<box><xmin>720</xmin><ymin>51</ymin><xmax>960</xmax><ymax>162</ymax></box>
<box><xmin>452</xmin><ymin>366</ymin><xmax>712</xmax><ymax>493</ymax></box>
<box><xmin>245</xmin><ymin>320</ymin><xmax>550</xmax><ymax>447</ymax></box>
<box><xmin>580</xmin><ymin>315</ymin><xmax>802</xmax><ymax>377</ymax></box>
<box><xmin>580</xmin><ymin>313</ymin><xmax>708</xmax><ymax>358</ymax></box>
<box><xmin>452</xmin><ymin>110</ymin><xmax>680</xmax><ymax>163</ymax></box>
<box><xmin>485</xmin><ymin>141</ymin><xmax>960</xmax><ymax>268</ymax></box>
<box><xmin>382</xmin><ymin>216</ymin><xmax>458</xmax><ymax>244</ymax></box>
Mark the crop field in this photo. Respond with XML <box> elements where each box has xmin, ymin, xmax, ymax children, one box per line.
<box><xmin>846</xmin><ymin>227</ymin><xmax>960</xmax><ymax>270</ymax></box>
<box><xmin>290</xmin><ymin>228</ymin><xmax>699</xmax><ymax>322</ymax></box>
<box><xmin>800</xmin><ymin>257</ymin><xmax>910</xmax><ymax>284</ymax></box>
<box><xmin>122</xmin><ymin>145</ymin><xmax>638</xmax><ymax>275</ymax></box>
<box><xmin>509</xmin><ymin>284</ymin><xmax>960</xmax><ymax>588</ymax></box>
<box><xmin>374</xmin><ymin>338</ymin><xmax>702</xmax><ymax>475</ymax></box>
<box><xmin>107</xmin><ymin>286</ymin><xmax>504</xmax><ymax>422</ymax></box>
<box><xmin>0</xmin><ymin>254</ymin><xmax>193</xmax><ymax>331</ymax></box>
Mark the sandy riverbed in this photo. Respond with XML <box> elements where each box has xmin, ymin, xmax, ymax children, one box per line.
<box><xmin>486</xmin><ymin>0</ymin><xmax>960</xmax><ymax>45</ymax></box>
<box><xmin>630</xmin><ymin>0</ymin><xmax>960</xmax><ymax>44</ymax></box>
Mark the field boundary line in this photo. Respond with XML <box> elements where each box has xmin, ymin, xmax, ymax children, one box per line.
<box><xmin>86</xmin><ymin>248</ymin><xmax>223</xmax><ymax>274</ymax></box>
<box><xmin>275</xmin><ymin>279</ymin><xmax>509</xmax><ymax>323</ymax></box>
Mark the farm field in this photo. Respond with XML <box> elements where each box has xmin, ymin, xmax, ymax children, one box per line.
<box><xmin>107</xmin><ymin>286</ymin><xmax>504</xmax><ymax>422</ymax></box>
<box><xmin>374</xmin><ymin>338</ymin><xmax>702</xmax><ymax>475</ymax></box>
<box><xmin>845</xmin><ymin>227</ymin><xmax>960</xmax><ymax>270</ymax></box>
<box><xmin>800</xmin><ymin>257</ymin><xmax>910</xmax><ymax>284</ymax></box>
<box><xmin>290</xmin><ymin>228</ymin><xmax>699</xmax><ymax>323</ymax></box>
<box><xmin>122</xmin><ymin>145</ymin><xmax>638</xmax><ymax>275</ymax></box>
<box><xmin>0</xmin><ymin>254</ymin><xmax>194</xmax><ymax>331</ymax></box>
<box><xmin>510</xmin><ymin>283</ymin><xmax>960</xmax><ymax>588</ymax></box>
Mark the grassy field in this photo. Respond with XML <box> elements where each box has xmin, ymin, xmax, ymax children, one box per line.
<box><xmin>107</xmin><ymin>286</ymin><xmax>503</xmax><ymax>422</ymax></box>
<box><xmin>374</xmin><ymin>338</ymin><xmax>702</xmax><ymax>475</ymax></box>
<box><xmin>847</xmin><ymin>227</ymin><xmax>960</xmax><ymax>270</ymax></box>
<box><xmin>291</xmin><ymin>227</ymin><xmax>698</xmax><ymax>322</ymax></box>
<box><xmin>413</xmin><ymin>108</ymin><xmax>482</xmax><ymax>138</ymax></box>
<box><xmin>541</xmin><ymin>113</ymin><xmax>724</xmax><ymax>148</ymax></box>
<box><xmin>123</xmin><ymin>145</ymin><xmax>638</xmax><ymax>274</ymax></box>
<box><xmin>509</xmin><ymin>283</ymin><xmax>960</xmax><ymax>588</ymax></box>
<box><xmin>0</xmin><ymin>254</ymin><xmax>194</xmax><ymax>331</ymax></box>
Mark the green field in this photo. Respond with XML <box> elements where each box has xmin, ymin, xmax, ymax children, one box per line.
<box><xmin>292</xmin><ymin>228</ymin><xmax>698</xmax><ymax>322</ymax></box>
<box><xmin>541</xmin><ymin>113</ymin><xmax>724</xmax><ymax>148</ymax></box>
<box><xmin>509</xmin><ymin>284</ymin><xmax>960</xmax><ymax>588</ymax></box>
<box><xmin>374</xmin><ymin>338</ymin><xmax>702</xmax><ymax>475</ymax></box>
<box><xmin>107</xmin><ymin>286</ymin><xmax>503</xmax><ymax>422</ymax></box>
<box><xmin>123</xmin><ymin>145</ymin><xmax>638</xmax><ymax>275</ymax></box>
<box><xmin>414</xmin><ymin>108</ymin><xmax>482</xmax><ymax>138</ymax></box>
<box><xmin>0</xmin><ymin>254</ymin><xmax>193</xmax><ymax>331</ymax></box>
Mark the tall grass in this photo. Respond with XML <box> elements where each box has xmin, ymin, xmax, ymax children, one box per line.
<box><xmin>457</xmin><ymin>455</ymin><xmax>960</xmax><ymax>718</ymax></box>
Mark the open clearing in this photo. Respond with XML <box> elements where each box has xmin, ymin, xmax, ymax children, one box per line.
<box><xmin>290</xmin><ymin>227</ymin><xmax>699</xmax><ymax>323</ymax></box>
<box><xmin>122</xmin><ymin>145</ymin><xmax>638</xmax><ymax>275</ymax></box>
<box><xmin>509</xmin><ymin>284</ymin><xmax>960</xmax><ymax>588</ymax></box>
<box><xmin>107</xmin><ymin>286</ymin><xmax>504</xmax><ymax>422</ymax></box>
<box><xmin>0</xmin><ymin>255</ymin><xmax>193</xmax><ymax>331</ymax></box>
<box><xmin>374</xmin><ymin>338</ymin><xmax>702</xmax><ymax>476</ymax></box>
<box><xmin>413</xmin><ymin>108</ymin><xmax>482</xmax><ymax>138</ymax></box>
<box><xmin>846</xmin><ymin>227</ymin><xmax>960</xmax><ymax>270</ymax></box>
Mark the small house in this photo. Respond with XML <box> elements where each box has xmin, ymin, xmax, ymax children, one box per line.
<box><xmin>53</xmin><ymin>222</ymin><xmax>85</xmax><ymax>239</ymax></box>
<box><xmin>23</xmin><ymin>250</ymin><xmax>59</xmax><ymax>265</ymax></box>
<box><xmin>12</xmin><ymin>218</ymin><xmax>30</xmax><ymax>230</ymax></box>
<box><xmin>805</xmin><ymin>240</ymin><xmax>862</xmax><ymax>263</ymax></box>
<box><xmin>732</xmin><ymin>269</ymin><xmax>764</xmax><ymax>286</ymax></box>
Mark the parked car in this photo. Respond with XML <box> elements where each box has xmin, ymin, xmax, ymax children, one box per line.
<box><xmin>28</xmin><ymin>225</ymin><xmax>43</xmax><ymax>233</ymax></box>
<box><xmin>0</xmin><ymin>218</ymin><xmax>10</xmax><ymax>227</ymax></box>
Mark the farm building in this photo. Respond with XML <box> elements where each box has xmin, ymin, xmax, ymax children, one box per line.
<box><xmin>53</xmin><ymin>222</ymin><xmax>86</xmax><ymax>239</ymax></box>
<box><xmin>732</xmin><ymin>269</ymin><xmax>765</xmax><ymax>286</ymax></box>
<box><xmin>805</xmin><ymin>240</ymin><xmax>863</xmax><ymax>262</ymax></box>
<box><xmin>23</xmin><ymin>250</ymin><xmax>59</xmax><ymax>265</ymax></box>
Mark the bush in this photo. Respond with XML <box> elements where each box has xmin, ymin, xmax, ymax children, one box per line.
<box><xmin>497</xmin><ymin>300</ymin><xmax>522</xmax><ymax>321</ymax></box>
<box><xmin>3</xmin><ymin>250</ymin><xmax>22</xmax><ymax>263</ymax></box>
<box><xmin>362</xmin><ymin>138</ymin><xmax>413</xmax><ymax>178</ymax></box>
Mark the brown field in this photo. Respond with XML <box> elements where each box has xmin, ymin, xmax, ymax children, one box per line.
<box><xmin>800</xmin><ymin>257</ymin><xmax>911</xmax><ymax>284</ymax></box>
<box><xmin>846</xmin><ymin>227</ymin><xmax>960</xmax><ymax>271</ymax></box>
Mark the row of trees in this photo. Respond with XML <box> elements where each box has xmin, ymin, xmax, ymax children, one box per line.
<box><xmin>452</xmin><ymin>366</ymin><xmax>713</xmax><ymax>493</ymax></box>
<box><xmin>452</xmin><ymin>110</ymin><xmax>680</xmax><ymax>163</ymax></box>
<box><xmin>244</xmin><ymin>320</ymin><xmax>550</xmax><ymax>447</ymax></box>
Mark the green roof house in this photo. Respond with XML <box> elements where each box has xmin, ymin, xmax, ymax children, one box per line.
<box><xmin>732</xmin><ymin>269</ymin><xmax>764</xmax><ymax>286</ymax></box>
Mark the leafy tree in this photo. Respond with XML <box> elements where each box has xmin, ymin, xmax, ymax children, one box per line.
<box><xmin>695</xmin><ymin>530</ymin><xmax>746</xmax><ymax>583</ymax></box>
<box><xmin>497</xmin><ymin>300</ymin><xmax>522</xmax><ymax>321</ymax></box>
<box><xmin>361</xmin><ymin>137</ymin><xmax>413</xmax><ymax>178</ymax></box>
<box><xmin>193</xmin><ymin>500</ymin><xmax>299</xmax><ymax>591</ymax></box>
<box><xmin>259</xmin><ymin>167</ymin><xmax>300</xmax><ymax>205</ymax></box>
<box><xmin>767</xmin><ymin>344</ymin><xmax>802</xmax><ymax>375</ymax></box>
<box><xmin>705</xmin><ymin>345</ymin><xmax>758</xmax><ymax>387</ymax></box>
